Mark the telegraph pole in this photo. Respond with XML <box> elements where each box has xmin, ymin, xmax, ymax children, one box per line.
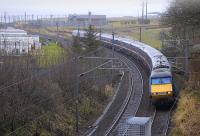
<box><xmin>139</xmin><ymin>1</ymin><xmax>144</xmax><ymax>42</ymax></box>
<box><xmin>146</xmin><ymin>0</ymin><xmax>148</xmax><ymax>20</ymax></box>
<box><xmin>56</xmin><ymin>21</ymin><xmax>59</xmax><ymax>41</ymax></box>
<box><xmin>142</xmin><ymin>1</ymin><xmax>144</xmax><ymax>22</ymax></box>
<box><xmin>8</xmin><ymin>16</ymin><xmax>10</xmax><ymax>24</ymax></box>
<box><xmin>184</xmin><ymin>41</ymin><xmax>189</xmax><ymax>78</ymax></box>
<box><xmin>75</xmin><ymin>55</ymin><xmax>79</xmax><ymax>136</ymax></box>
<box><xmin>4</xmin><ymin>12</ymin><xmax>7</xmax><ymax>27</ymax></box>
<box><xmin>112</xmin><ymin>31</ymin><xmax>115</xmax><ymax>58</ymax></box>
<box><xmin>25</xmin><ymin>12</ymin><xmax>27</xmax><ymax>24</ymax></box>
<box><xmin>99</xmin><ymin>27</ymin><xmax>102</xmax><ymax>40</ymax></box>
<box><xmin>0</xmin><ymin>15</ymin><xmax>2</xmax><ymax>28</ymax></box>
<box><xmin>111</xmin><ymin>31</ymin><xmax>115</xmax><ymax>86</ymax></box>
<box><xmin>32</xmin><ymin>14</ymin><xmax>34</xmax><ymax>25</ymax></box>
<box><xmin>75</xmin><ymin>27</ymin><xmax>80</xmax><ymax>136</ymax></box>
<box><xmin>139</xmin><ymin>25</ymin><xmax>142</xmax><ymax>42</ymax></box>
<box><xmin>13</xmin><ymin>15</ymin><xmax>15</xmax><ymax>23</ymax></box>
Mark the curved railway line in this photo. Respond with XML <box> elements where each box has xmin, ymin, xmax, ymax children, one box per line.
<box><xmin>105</xmin><ymin>54</ymin><xmax>144</xmax><ymax>136</ymax></box>
<box><xmin>83</xmin><ymin>40</ymin><xmax>153</xmax><ymax>135</ymax></box>
<box><xmin>29</xmin><ymin>31</ymin><xmax>176</xmax><ymax>136</ymax></box>
<box><xmin>84</xmin><ymin>41</ymin><xmax>175</xmax><ymax>136</ymax></box>
<box><xmin>85</xmin><ymin>51</ymin><xmax>144</xmax><ymax>136</ymax></box>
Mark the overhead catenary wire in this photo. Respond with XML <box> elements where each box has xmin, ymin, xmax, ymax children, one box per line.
<box><xmin>2</xmin><ymin>66</ymin><xmax>110</xmax><ymax>131</ymax></box>
<box><xmin>0</xmin><ymin>47</ymin><xmax>107</xmax><ymax>94</ymax></box>
<box><xmin>1</xmin><ymin>46</ymin><xmax>123</xmax><ymax>135</ymax></box>
<box><xmin>5</xmin><ymin>67</ymin><xmax>122</xmax><ymax>136</ymax></box>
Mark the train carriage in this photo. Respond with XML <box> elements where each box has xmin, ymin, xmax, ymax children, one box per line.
<box><xmin>72</xmin><ymin>30</ymin><xmax>175</xmax><ymax>105</ymax></box>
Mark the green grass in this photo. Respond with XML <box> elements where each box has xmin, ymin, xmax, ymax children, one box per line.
<box><xmin>38</xmin><ymin>42</ymin><xmax>68</xmax><ymax>67</ymax></box>
<box><xmin>104</xmin><ymin>20</ymin><xmax>165</xmax><ymax>50</ymax></box>
<box><xmin>109</xmin><ymin>21</ymin><xmax>137</xmax><ymax>28</ymax></box>
<box><xmin>131</xmin><ymin>29</ymin><xmax>162</xmax><ymax>49</ymax></box>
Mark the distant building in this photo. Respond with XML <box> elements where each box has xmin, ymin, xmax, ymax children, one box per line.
<box><xmin>0</xmin><ymin>27</ymin><xmax>41</xmax><ymax>55</ymax></box>
<box><xmin>68</xmin><ymin>12</ymin><xmax>107</xmax><ymax>26</ymax></box>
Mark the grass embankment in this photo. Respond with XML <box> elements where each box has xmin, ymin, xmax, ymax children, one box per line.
<box><xmin>16</xmin><ymin>19</ymin><xmax>164</xmax><ymax>49</ymax></box>
<box><xmin>115</xmin><ymin>28</ymin><xmax>164</xmax><ymax>49</ymax></box>
<box><xmin>107</xmin><ymin>20</ymin><xmax>166</xmax><ymax>49</ymax></box>
<box><xmin>170</xmin><ymin>46</ymin><xmax>200</xmax><ymax>136</ymax></box>
<box><xmin>130</xmin><ymin>29</ymin><xmax>162</xmax><ymax>49</ymax></box>
<box><xmin>38</xmin><ymin>42</ymin><xmax>68</xmax><ymax>67</ymax></box>
<box><xmin>170</xmin><ymin>89</ymin><xmax>200</xmax><ymax>136</ymax></box>
<box><xmin>15</xmin><ymin>24</ymin><xmax>74</xmax><ymax>40</ymax></box>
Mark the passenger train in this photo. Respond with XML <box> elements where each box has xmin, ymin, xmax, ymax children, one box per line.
<box><xmin>72</xmin><ymin>30</ymin><xmax>175</xmax><ymax>104</ymax></box>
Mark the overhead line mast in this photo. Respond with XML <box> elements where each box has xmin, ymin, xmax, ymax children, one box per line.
<box><xmin>142</xmin><ymin>0</ymin><xmax>144</xmax><ymax>23</ymax></box>
<box><xmin>146</xmin><ymin>0</ymin><xmax>148</xmax><ymax>20</ymax></box>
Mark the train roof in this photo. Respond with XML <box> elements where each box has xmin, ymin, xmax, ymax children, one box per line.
<box><xmin>72</xmin><ymin>30</ymin><xmax>170</xmax><ymax>70</ymax></box>
<box><xmin>151</xmin><ymin>68</ymin><xmax>172</xmax><ymax>78</ymax></box>
<box><xmin>110</xmin><ymin>36</ymin><xmax>170</xmax><ymax>70</ymax></box>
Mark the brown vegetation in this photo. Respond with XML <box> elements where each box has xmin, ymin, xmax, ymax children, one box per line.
<box><xmin>170</xmin><ymin>89</ymin><xmax>200</xmax><ymax>136</ymax></box>
<box><xmin>170</xmin><ymin>45</ymin><xmax>200</xmax><ymax>136</ymax></box>
<box><xmin>0</xmin><ymin>29</ymin><xmax>120</xmax><ymax>135</ymax></box>
<box><xmin>163</xmin><ymin>1</ymin><xmax>200</xmax><ymax>135</ymax></box>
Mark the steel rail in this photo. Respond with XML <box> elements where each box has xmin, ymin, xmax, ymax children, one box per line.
<box><xmin>104</xmin><ymin>53</ymin><xmax>144</xmax><ymax>136</ymax></box>
<box><xmin>164</xmin><ymin>98</ymin><xmax>178</xmax><ymax>136</ymax></box>
<box><xmin>94</xmin><ymin>40</ymin><xmax>146</xmax><ymax>136</ymax></box>
<box><xmin>84</xmin><ymin>49</ymin><xmax>133</xmax><ymax>136</ymax></box>
<box><xmin>104</xmin><ymin>56</ymin><xmax>135</xmax><ymax>136</ymax></box>
<box><xmin>151</xmin><ymin>98</ymin><xmax>178</xmax><ymax>136</ymax></box>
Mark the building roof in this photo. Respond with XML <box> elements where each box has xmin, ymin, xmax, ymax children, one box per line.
<box><xmin>0</xmin><ymin>27</ymin><xmax>40</xmax><ymax>38</ymax></box>
<box><xmin>0</xmin><ymin>27</ymin><xmax>27</xmax><ymax>35</ymax></box>
<box><xmin>69</xmin><ymin>14</ymin><xmax>106</xmax><ymax>19</ymax></box>
<box><xmin>0</xmin><ymin>34</ymin><xmax>39</xmax><ymax>38</ymax></box>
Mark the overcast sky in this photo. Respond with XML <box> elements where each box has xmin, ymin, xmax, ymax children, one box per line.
<box><xmin>0</xmin><ymin>0</ymin><xmax>173</xmax><ymax>17</ymax></box>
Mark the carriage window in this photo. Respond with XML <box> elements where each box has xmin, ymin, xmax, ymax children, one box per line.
<box><xmin>151</xmin><ymin>78</ymin><xmax>161</xmax><ymax>84</ymax></box>
<box><xmin>161</xmin><ymin>77</ymin><xmax>171</xmax><ymax>84</ymax></box>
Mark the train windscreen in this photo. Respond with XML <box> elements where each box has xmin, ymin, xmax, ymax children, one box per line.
<box><xmin>151</xmin><ymin>77</ymin><xmax>171</xmax><ymax>85</ymax></box>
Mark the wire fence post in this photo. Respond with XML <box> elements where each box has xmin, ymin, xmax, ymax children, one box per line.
<box><xmin>139</xmin><ymin>25</ymin><xmax>142</xmax><ymax>42</ymax></box>
<box><xmin>184</xmin><ymin>41</ymin><xmax>189</xmax><ymax>78</ymax></box>
<box><xmin>75</xmin><ymin>55</ymin><xmax>79</xmax><ymax>136</ymax></box>
<box><xmin>112</xmin><ymin>31</ymin><xmax>115</xmax><ymax>85</ymax></box>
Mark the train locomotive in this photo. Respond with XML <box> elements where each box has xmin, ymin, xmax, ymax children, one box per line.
<box><xmin>72</xmin><ymin>30</ymin><xmax>175</xmax><ymax>105</ymax></box>
<box><xmin>150</xmin><ymin>65</ymin><xmax>175</xmax><ymax>104</ymax></box>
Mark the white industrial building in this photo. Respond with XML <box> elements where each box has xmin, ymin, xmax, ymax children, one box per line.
<box><xmin>0</xmin><ymin>27</ymin><xmax>41</xmax><ymax>55</ymax></box>
<box><xmin>68</xmin><ymin>12</ymin><xmax>107</xmax><ymax>26</ymax></box>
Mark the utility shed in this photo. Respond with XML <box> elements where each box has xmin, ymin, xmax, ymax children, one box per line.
<box><xmin>119</xmin><ymin>117</ymin><xmax>152</xmax><ymax>136</ymax></box>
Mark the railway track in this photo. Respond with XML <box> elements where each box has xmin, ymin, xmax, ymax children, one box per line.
<box><xmin>97</xmin><ymin>48</ymin><xmax>176</xmax><ymax>136</ymax></box>
<box><xmin>152</xmin><ymin>99</ymin><xmax>177</xmax><ymax>136</ymax></box>
<box><xmin>152</xmin><ymin>108</ymin><xmax>170</xmax><ymax>136</ymax></box>
<box><xmin>106</xmin><ymin>54</ymin><xmax>144</xmax><ymax>136</ymax></box>
<box><xmin>85</xmin><ymin>50</ymin><xmax>144</xmax><ymax>136</ymax></box>
<box><xmin>42</xmin><ymin>31</ymin><xmax>177</xmax><ymax>136</ymax></box>
<box><xmin>53</xmin><ymin>31</ymin><xmax>176</xmax><ymax>136</ymax></box>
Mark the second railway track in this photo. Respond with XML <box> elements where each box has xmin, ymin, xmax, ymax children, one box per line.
<box><xmin>106</xmin><ymin>54</ymin><xmax>144</xmax><ymax>136</ymax></box>
<box><xmin>152</xmin><ymin>99</ymin><xmax>178</xmax><ymax>136</ymax></box>
<box><xmin>86</xmin><ymin>50</ymin><xmax>144</xmax><ymax>136</ymax></box>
